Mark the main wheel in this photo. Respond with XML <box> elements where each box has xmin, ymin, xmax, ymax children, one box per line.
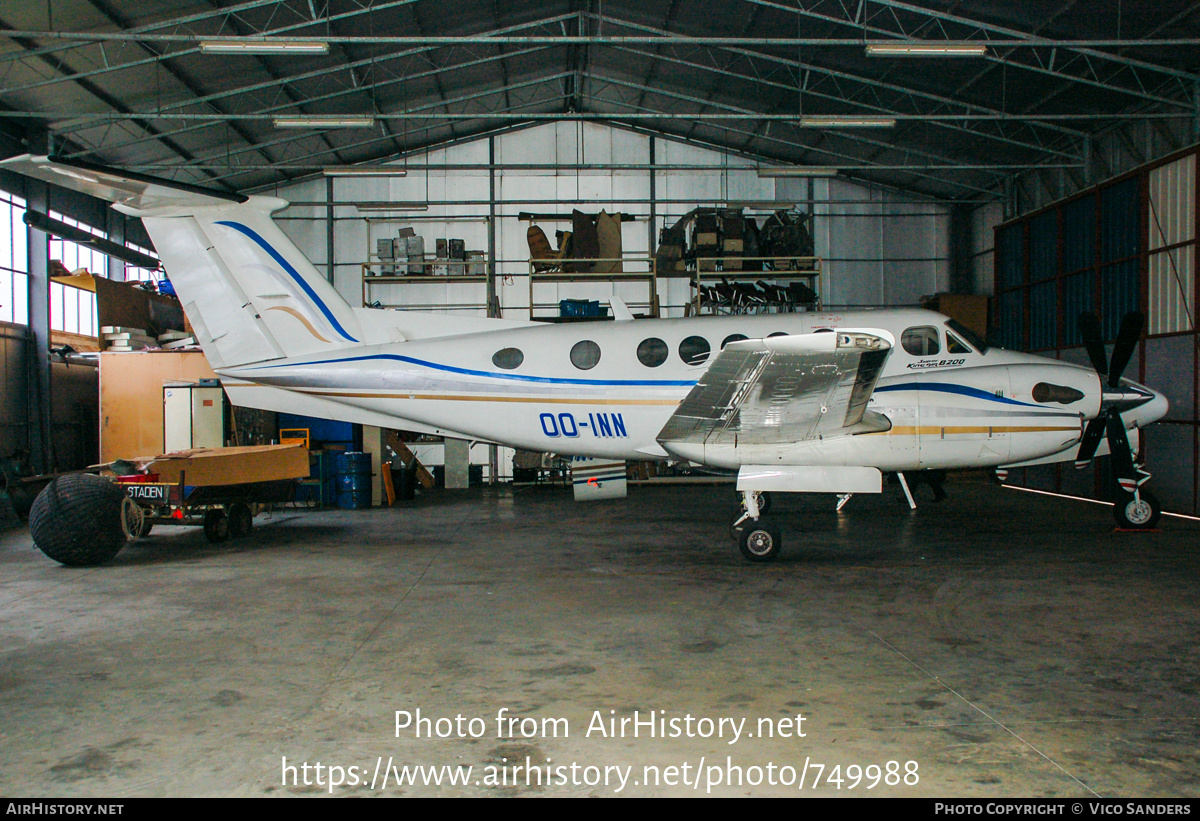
<box><xmin>1114</xmin><ymin>489</ymin><xmax>1160</xmax><ymax>529</ymax></box>
<box><xmin>228</xmin><ymin>503</ymin><xmax>253</xmax><ymax>538</ymax></box>
<box><xmin>203</xmin><ymin>509</ymin><xmax>230</xmax><ymax>543</ymax></box>
<box><xmin>738</xmin><ymin>519</ymin><xmax>782</xmax><ymax>563</ymax></box>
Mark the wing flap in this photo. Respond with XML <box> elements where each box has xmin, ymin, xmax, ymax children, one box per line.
<box><xmin>657</xmin><ymin>330</ymin><xmax>892</xmax><ymax>448</ymax></box>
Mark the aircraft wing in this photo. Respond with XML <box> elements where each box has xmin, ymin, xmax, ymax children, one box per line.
<box><xmin>656</xmin><ymin>329</ymin><xmax>893</xmax><ymax>448</ymax></box>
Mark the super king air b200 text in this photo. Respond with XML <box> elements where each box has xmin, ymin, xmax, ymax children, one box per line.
<box><xmin>1</xmin><ymin>155</ymin><xmax>1170</xmax><ymax>563</ymax></box>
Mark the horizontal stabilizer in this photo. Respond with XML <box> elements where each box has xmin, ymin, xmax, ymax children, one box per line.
<box><xmin>0</xmin><ymin>155</ymin><xmax>246</xmax><ymax>212</ymax></box>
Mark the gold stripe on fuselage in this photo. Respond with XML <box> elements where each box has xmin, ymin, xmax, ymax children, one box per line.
<box><xmin>285</xmin><ymin>388</ymin><xmax>682</xmax><ymax>406</ymax></box>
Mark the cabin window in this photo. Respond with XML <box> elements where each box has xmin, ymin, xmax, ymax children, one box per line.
<box><xmin>637</xmin><ymin>337</ymin><xmax>668</xmax><ymax>367</ymax></box>
<box><xmin>570</xmin><ymin>339</ymin><xmax>602</xmax><ymax>370</ymax></box>
<box><xmin>721</xmin><ymin>333</ymin><xmax>748</xmax><ymax>349</ymax></box>
<box><xmin>492</xmin><ymin>347</ymin><xmax>524</xmax><ymax>370</ymax></box>
<box><xmin>901</xmin><ymin>326</ymin><xmax>940</xmax><ymax>356</ymax></box>
<box><xmin>678</xmin><ymin>335</ymin><xmax>711</xmax><ymax>366</ymax></box>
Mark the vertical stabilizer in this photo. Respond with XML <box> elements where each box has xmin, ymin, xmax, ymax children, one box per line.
<box><xmin>138</xmin><ymin>199</ymin><xmax>364</xmax><ymax>367</ymax></box>
<box><xmin>0</xmin><ymin>155</ymin><xmax>365</xmax><ymax>369</ymax></box>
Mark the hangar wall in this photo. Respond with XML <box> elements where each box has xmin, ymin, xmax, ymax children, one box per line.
<box><xmin>996</xmin><ymin>146</ymin><xmax>1199</xmax><ymax>515</ymax></box>
<box><xmin>269</xmin><ymin>122</ymin><xmax>951</xmax><ymax>320</ymax></box>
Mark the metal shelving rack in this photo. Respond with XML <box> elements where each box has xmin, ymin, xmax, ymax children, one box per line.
<box><xmin>688</xmin><ymin>256</ymin><xmax>822</xmax><ymax>314</ymax></box>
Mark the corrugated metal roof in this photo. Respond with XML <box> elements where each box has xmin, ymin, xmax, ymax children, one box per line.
<box><xmin>0</xmin><ymin>0</ymin><xmax>1196</xmax><ymax>200</ymax></box>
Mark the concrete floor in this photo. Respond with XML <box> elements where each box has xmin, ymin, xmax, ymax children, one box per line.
<box><xmin>1</xmin><ymin>478</ymin><xmax>1198</xmax><ymax>798</ymax></box>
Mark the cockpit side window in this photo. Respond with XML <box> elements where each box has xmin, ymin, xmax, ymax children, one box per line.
<box><xmin>901</xmin><ymin>326</ymin><xmax>940</xmax><ymax>357</ymax></box>
<box><xmin>946</xmin><ymin>332</ymin><xmax>972</xmax><ymax>354</ymax></box>
<box><xmin>945</xmin><ymin>318</ymin><xmax>989</xmax><ymax>354</ymax></box>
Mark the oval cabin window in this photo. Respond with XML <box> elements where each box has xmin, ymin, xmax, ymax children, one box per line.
<box><xmin>570</xmin><ymin>340</ymin><xmax>602</xmax><ymax>370</ymax></box>
<box><xmin>678</xmin><ymin>336</ymin><xmax>711</xmax><ymax>366</ymax></box>
<box><xmin>637</xmin><ymin>338</ymin><xmax>668</xmax><ymax>368</ymax></box>
<box><xmin>492</xmin><ymin>347</ymin><xmax>524</xmax><ymax>370</ymax></box>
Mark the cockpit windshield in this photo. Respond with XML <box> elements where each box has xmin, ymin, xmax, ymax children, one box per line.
<box><xmin>945</xmin><ymin>318</ymin><xmax>989</xmax><ymax>354</ymax></box>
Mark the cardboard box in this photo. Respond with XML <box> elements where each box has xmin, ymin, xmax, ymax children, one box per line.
<box><xmin>138</xmin><ymin>444</ymin><xmax>311</xmax><ymax>486</ymax></box>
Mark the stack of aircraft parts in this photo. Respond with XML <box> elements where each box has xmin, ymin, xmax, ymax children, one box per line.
<box><xmin>697</xmin><ymin>278</ymin><xmax>820</xmax><ymax>314</ymax></box>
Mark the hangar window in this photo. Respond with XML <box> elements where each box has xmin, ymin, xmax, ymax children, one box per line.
<box><xmin>678</xmin><ymin>335</ymin><xmax>711</xmax><ymax>366</ymax></box>
<box><xmin>901</xmin><ymin>326</ymin><xmax>940</xmax><ymax>357</ymax></box>
<box><xmin>492</xmin><ymin>347</ymin><xmax>524</xmax><ymax>370</ymax></box>
<box><xmin>637</xmin><ymin>337</ymin><xmax>668</xmax><ymax>367</ymax></box>
<box><xmin>721</xmin><ymin>333</ymin><xmax>748</xmax><ymax>349</ymax></box>
<box><xmin>570</xmin><ymin>340</ymin><xmax>601</xmax><ymax>370</ymax></box>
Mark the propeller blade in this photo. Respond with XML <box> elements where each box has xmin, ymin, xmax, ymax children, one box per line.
<box><xmin>1106</xmin><ymin>412</ymin><xmax>1138</xmax><ymax>492</ymax></box>
<box><xmin>1077</xmin><ymin>312</ymin><xmax>1108</xmax><ymax>378</ymax></box>
<box><xmin>1075</xmin><ymin>417</ymin><xmax>1107</xmax><ymax>467</ymax></box>
<box><xmin>1107</xmin><ymin>311</ymin><xmax>1144</xmax><ymax>388</ymax></box>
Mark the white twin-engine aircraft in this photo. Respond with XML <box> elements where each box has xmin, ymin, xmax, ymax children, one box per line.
<box><xmin>3</xmin><ymin>155</ymin><xmax>1169</xmax><ymax>562</ymax></box>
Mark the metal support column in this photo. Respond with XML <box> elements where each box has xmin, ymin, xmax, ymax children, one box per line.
<box><xmin>326</xmin><ymin>175</ymin><xmax>336</xmax><ymax>284</ymax></box>
<box><xmin>25</xmin><ymin>176</ymin><xmax>52</xmax><ymax>473</ymax></box>
<box><xmin>487</xmin><ymin>135</ymin><xmax>499</xmax><ymax>483</ymax></box>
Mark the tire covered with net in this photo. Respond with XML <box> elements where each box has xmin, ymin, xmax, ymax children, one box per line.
<box><xmin>28</xmin><ymin>474</ymin><xmax>128</xmax><ymax>566</ymax></box>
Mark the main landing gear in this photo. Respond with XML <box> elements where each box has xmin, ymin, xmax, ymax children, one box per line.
<box><xmin>731</xmin><ymin>490</ymin><xmax>781</xmax><ymax>562</ymax></box>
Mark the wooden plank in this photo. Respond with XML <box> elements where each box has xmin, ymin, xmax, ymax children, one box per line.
<box><xmin>382</xmin><ymin>463</ymin><xmax>396</xmax><ymax>506</ymax></box>
<box><xmin>383</xmin><ymin>431</ymin><xmax>436</xmax><ymax>489</ymax></box>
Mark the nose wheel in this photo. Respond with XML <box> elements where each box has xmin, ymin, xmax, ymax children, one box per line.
<box><xmin>1114</xmin><ymin>488</ymin><xmax>1160</xmax><ymax>530</ymax></box>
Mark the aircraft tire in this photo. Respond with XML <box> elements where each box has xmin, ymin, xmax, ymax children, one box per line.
<box><xmin>738</xmin><ymin>519</ymin><xmax>782</xmax><ymax>563</ymax></box>
<box><xmin>204</xmin><ymin>509</ymin><xmax>231</xmax><ymax>543</ymax></box>
<box><xmin>1114</xmin><ymin>489</ymin><xmax>1160</xmax><ymax>530</ymax></box>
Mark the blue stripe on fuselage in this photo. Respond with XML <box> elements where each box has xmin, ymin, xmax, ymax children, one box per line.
<box><xmin>875</xmin><ymin>382</ymin><xmax>1040</xmax><ymax>408</ymax></box>
<box><xmin>245</xmin><ymin>353</ymin><xmax>698</xmax><ymax>387</ymax></box>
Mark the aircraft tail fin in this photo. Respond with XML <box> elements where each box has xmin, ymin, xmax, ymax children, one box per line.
<box><xmin>0</xmin><ymin>155</ymin><xmax>364</xmax><ymax>369</ymax></box>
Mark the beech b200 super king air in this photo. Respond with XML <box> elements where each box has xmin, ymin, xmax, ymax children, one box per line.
<box><xmin>2</xmin><ymin>155</ymin><xmax>1169</xmax><ymax>562</ymax></box>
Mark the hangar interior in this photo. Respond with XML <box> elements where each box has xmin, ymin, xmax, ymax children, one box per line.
<box><xmin>1</xmin><ymin>0</ymin><xmax>1199</xmax><ymax>799</ymax></box>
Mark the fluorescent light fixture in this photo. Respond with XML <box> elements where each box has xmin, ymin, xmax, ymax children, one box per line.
<box><xmin>273</xmin><ymin>115</ymin><xmax>376</xmax><ymax>129</ymax></box>
<box><xmin>323</xmin><ymin>166</ymin><xmax>408</xmax><ymax>177</ymax></box>
<box><xmin>199</xmin><ymin>39</ymin><xmax>330</xmax><ymax>55</ymax></box>
<box><xmin>355</xmin><ymin>202</ymin><xmax>429</xmax><ymax>212</ymax></box>
<box><xmin>797</xmin><ymin>116</ymin><xmax>896</xmax><ymax>128</ymax></box>
<box><xmin>726</xmin><ymin>201</ymin><xmax>797</xmax><ymax>210</ymax></box>
<box><xmin>866</xmin><ymin>42</ymin><xmax>988</xmax><ymax>57</ymax></box>
<box><xmin>756</xmin><ymin>166</ymin><xmax>839</xmax><ymax>178</ymax></box>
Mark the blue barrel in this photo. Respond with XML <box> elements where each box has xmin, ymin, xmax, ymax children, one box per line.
<box><xmin>334</xmin><ymin>452</ymin><xmax>372</xmax><ymax>509</ymax></box>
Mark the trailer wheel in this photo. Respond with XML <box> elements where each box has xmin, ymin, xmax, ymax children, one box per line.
<box><xmin>28</xmin><ymin>474</ymin><xmax>127</xmax><ymax>566</ymax></box>
<box><xmin>228</xmin><ymin>503</ymin><xmax>253</xmax><ymax>538</ymax></box>
<box><xmin>203</xmin><ymin>509</ymin><xmax>230</xmax><ymax>543</ymax></box>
